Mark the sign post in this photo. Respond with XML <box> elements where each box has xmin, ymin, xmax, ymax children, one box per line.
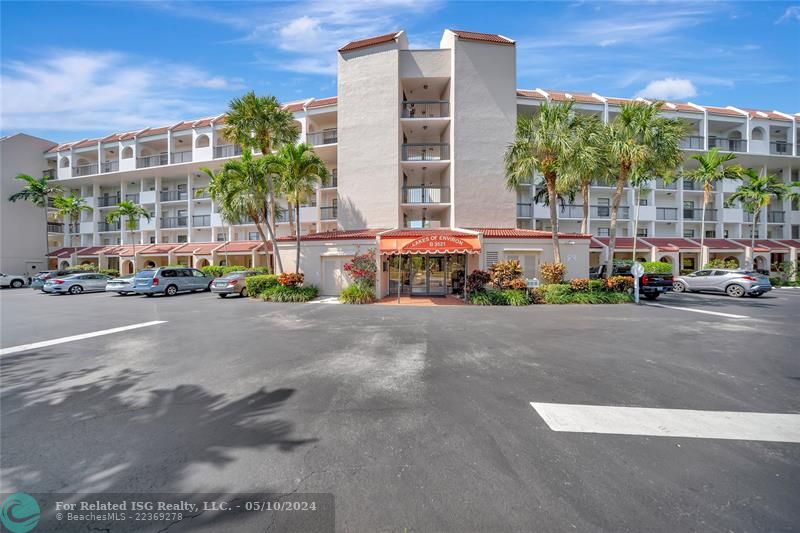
<box><xmin>631</xmin><ymin>262</ymin><xmax>644</xmax><ymax>304</ymax></box>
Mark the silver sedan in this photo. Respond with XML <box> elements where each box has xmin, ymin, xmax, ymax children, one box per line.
<box><xmin>44</xmin><ymin>273</ymin><xmax>112</xmax><ymax>295</ymax></box>
<box><xmin>672</xmin><ymin>269</ymin><xmax>772</xmax><ymax>297</ymax></box>
<box><xmin>106</xmin><ymin>275</ymin><xmax>136</xmax><ymax>295</ymax></box>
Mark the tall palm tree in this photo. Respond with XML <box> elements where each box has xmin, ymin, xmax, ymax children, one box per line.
<box><xmin>8</xmin><ymin>174</ymin><xmax>63</xmax><ymax>263</ymax></box>
<box><xmin>106</xmin><ymin>200</ymin><xmax>151</xmax><ymax>272</ymax></box>
<box><xmin>562</xmin><ymin>114</ymin><xmax>605</xmax><ymax>234</ymax></box>
<box><xmin>601</xmin><ymin>101</ymin><xmax>687</xmax><ymax>276</ymax></box>
<box><xmin>270</xmin><ymin>143</ymin><xmax>329</xmax><ymax>273</ymax></box>
<box><xmin>53</xmin><ymin>194</ymin><xmax>93</xmax><ymax>244</ymax></box>
<box><xmin>505</xmin><ymin>101</ymin><xmax>577</xmax><ymax>263</ymax></box>
<box><xmin>684</xmin><ymin>148</ymin><xmax>744</xmax><ymax>255</ymax></box>
<box><xmin>223</xmin><ymin>92</ymin><xmax>298</xmax><ymax>272</ymax></box>
<box><xmin>197</xmin><ymin>167</ymin><xmax>247</xmax><ymax>267</ymax></box>
<box><xmin>726</xmin><ymin>169</ymin><xmax>787</xmax><ymax>268</ymax></box>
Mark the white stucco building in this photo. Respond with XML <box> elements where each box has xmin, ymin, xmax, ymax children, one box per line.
<box><xmin>2</xmin><ymin>29</ymin><xmax>799</xmax><ymax>294</ymax></box>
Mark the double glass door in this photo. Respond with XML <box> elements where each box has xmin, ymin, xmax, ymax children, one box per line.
<box><xmin>410</xmin><ymin>256</ymin><xmax>445</xmax><ymax>295</ymax></box>
<box><xmin>389</xmin><ymin>255</ymin><xmax>465</xmax><ymax>296</ymax></box>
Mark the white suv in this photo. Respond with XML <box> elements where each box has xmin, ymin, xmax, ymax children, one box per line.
<box><xmin>0</xmin><ymin>273</ymin><xmax>30</xmax><ymax>288</ymax></box>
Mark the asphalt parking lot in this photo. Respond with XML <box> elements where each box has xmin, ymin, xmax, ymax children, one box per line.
<box><xmin>1</xmin><ymin>287</ymin><xmax>799</xmax><ymax>532</ymax></box>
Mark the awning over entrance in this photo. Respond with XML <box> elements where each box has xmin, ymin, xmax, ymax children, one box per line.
<box><xmin>379</xmin><ymin>229</ymin><xmax>481</xmax><ymax>255</ymax></box>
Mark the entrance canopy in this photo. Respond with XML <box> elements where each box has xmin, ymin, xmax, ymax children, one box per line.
<box><xmin>379</xmin><ymin>229</ymin><xmax>481</xmax><ymax>255</ymax></box>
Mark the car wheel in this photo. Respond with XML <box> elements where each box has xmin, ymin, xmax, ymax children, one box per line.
<box><xmin>672</xmin><ymin>281</ymin><xmax>686</xmax><ymax>293</ymax></box>
<box><xmin>725</xmin><ymin>284</ymin><xmax>745</xmax><ymax>298</ymax></box>
<box><xmin>165</xmin><ymin>284</ymin><xmax>178</xmax><ymax>296</ymax></box>
<box><xmin>145</xmin><ymin>293</ymin><xmax>154</xmax><ymax>297</ymax></box>
<box><xmin>644</xmin><ymin>293</ymin><xmax>659</xmax><ymax>300</ymax></box>
<box><xmin>240</xmin><ymin>287</ymin><xmax>248</xmax><ymax>298</ymax></box>
<box><xmin>69</xmin><ymin>285</ymin><xmax>83</xmax><ymax>295</ymax></box>
<box><xmin>10</xmin><ymin>280</ymin><xmax>23</xmax><ymax>288</ymax></box>
<box><xmin>748</xmin><ymin>292</ymin><xmax>763</xmax><ymax>298</ymax></box>
<box><xmin>218</xmin><ymin>293</ymin><xmax>227</xmax><ymax>299</ymax></box>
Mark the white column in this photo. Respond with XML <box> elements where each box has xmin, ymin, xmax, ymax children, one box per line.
<box><xmin>119</xmin><ymin>178</ymin><xmax>126</xmax><ymax>245</ymax></box>
<box><xmin>167</xmin><ymin>129</ymin><xmax>173</xmax><ymax>165</ymax></box>
<box><xmin>154</xmin><ymin>177</ymin><xmax>162</xmax><ymax>244</ymax></box>
<box><xmin>92</xmin><ymin>183</ymin><xmax>101</xmax><ymax>245</ymax></box>
<box><xmin>186</xmin><ymin>173</ymin><xmax>193</xmax><ymax>242</ymax></box>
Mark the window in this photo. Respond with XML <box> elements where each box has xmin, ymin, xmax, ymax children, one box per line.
<box><xmin>597</xmin><ymin>198</ymin><xmax>610</xmax><ymax>217</ymax></box>
<box><xmin>637</xmin><ymin>228</ymin><xmax>648</xmax><ymax>237</ymax></box>
<box><xmin>723</xmin><ymin>229</ymin><xmax>729</xmax><ymax>238</ymax></box>
<box><xmin>248</xmin><ymin>232</ymin><xmax>259</xmax><ymax>241</ymax></box>
<box><xmin>121</xmin><ymin>147</ymin><xmax>133</xmax><ymax>159</ymax></box>
<box><xmin>683</xmin><ymin>229</ymin><xmax>695</xmax><ymax>238</ymax></box>
<box><xmin>162</xmin><ymin>270</ymin><xmax>177</xmax><ymax>278</ymax></box>
<box><xmin>216</xmin><ymin>233</ymin><xmax>225</xmax><ymax>242</ymax></box>
<box><xmin>177</xmin><ymin>269</ymin><xmax>191</xmax><ymax>277</ymax></box>
<box><xmin>177</xmin><ymin>235</ymin><xmax>187</xmax><ymax>243</ymax></box>
<box><xmin>792</xmin><ymin>225</ymin><xmax>800</xmax><ymax>239</ymax></box>
<box><xmin>597</xmin><ymin>227</ymin><xmax>610</xmax><ymax>236</ymax></box>
<box><xmin>638</xmin><ymin>198</ymin><xmax>648</xmax><ymax>206</ymax></box>
<box><xmin>150</xmin><ymin>236</ymin><xmax>156</xmax><ymax>244</ymax></box>
<box><xmin>192</xmin><ymin>270</ymin><xmax>206</xmax><ymax>277</ymax></box>
<box><xmin>693</xmin><ymin>270</ymin><xmax>712</xmax><ymax>277</ymax></box>
<box><xmin>705</xmin><ymin>230</ymin><xmax>715</xmax><ymax>238</ymax></box>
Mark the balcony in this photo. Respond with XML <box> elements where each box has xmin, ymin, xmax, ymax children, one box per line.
<box><xmin>402</xmin><ymin>143</ymin><xmax>449</xmax><ymax>161</ymax></box>
<box><xmin>101</xmin><ymin>161</ymin><xmax>119</xmax><ymax>173</ymax></box>
<box><xmin>192</xmin><ymin>214</ymin><xmax>211</xmax><ymax>226</ymax></box>
<box><xmin>96</xmin><ymin>195</ymin><xmax>120</xmax><ymax>208</ymax></box>
<box><xmin>214</xmin><ymin>144</ymin><xmax>243</xmax><ymax>158</ymax></box>
<box><xmin>682</xmin><ymin>180</ymin><xmax>709</xmax><ymax>191</ymax></box>
<box><xmin>161</xmin><ymin>216</ymin><xmax>187</xmax><ymax>229</ymax></box>
<box><xmin>656</xmin><ymin>207</ymin><xmax>678</xmax><ymax>220</ymax></box>
<box><xmin>320</xmin><ymin>206</ymin><xmax>337</xmax><ymax>220</ymax></box>
<box><xmin>402</xmin><ymin>186</ymin><xmax>450</xmax><ymax>204</ymax></box>
<box><xmin>171</xmin><ymin>150</ymin><xmax>193</xmax><ymax>163</ymax></box>
<box><xmin>709</xmin><ymin>137</ymin><xmax>747</xmax><ymax>153</ymax></box>
<box><xmin>98</xmin><ymin>221</ymin><xmax>121</xmax><ymax>232</ymax></box>
<box><xmin>136</xmin><ymin>153</ymin><xmax>168</xmax><ymax>169</ymax></box>
<box><xmin>679</xmin><ymin>136</ymin><xmax>704</xmax><ymax>150</ymax></box>
<box><xmin>47</xmin><ymin>223</ymin><xmax>64</xmax><ymax>233</ymax></box>
<box><xmin>72</xmin><ymin>163</ymin><xmax>98</xmax><ymax>177</ymax></box>
<box><xmin>125</xmin><ymin>193</ymin><xmax>140</xmax><ymax>203</ymax></box>
<box><xmin>557</xmin><ymin>205</ymin><xmax>584</xmax><ymax>219</ymax></box>
<box><xmin>160</xmin><ymin>190</ymin><xmax>188</xmax><ymax>202</ymax></box>
<box><xmin>655</xmin><ymin>179</ymin><xmax>677</xmax><ymax>190</ymax></box>
<box><xmin>683</xmin><ymin>208</ymin><xmax>717</xmax><ymax>221</ymax></box>
<box><xmin>769</xmin><ymin>141</ymin><xmax>792</xmax><ymax>156</ymax></box>
<box><xmin>322</xmin><ymin>171</ymin><xmax>337</xmax><ymax>188</ymax></box>
<box><xmin>767</xmin><ymin>211</ymin><xmax>785</xmax><ymax>223</ymax></box>
<box><xmin>192</xmin><ymin>188</ymin><xmax>210</xmax><ymax>199</ymax></box>
<box><xmin>743</xmin><ymin>212</ymin><xmax>754</xmax><ymax>222</ymax></box>
<box><xmin>43</xmin><ymin>169</ymin><xmax>56</xmax><ymax>179</ymax></box>
<box><xmin>591</xmin><ymin>205</ymin><xmax>629</xmax><ymax>219</ymax></box>
<box><xmin>67</xmin><ymin>223</ymin><xmax>80</xmax><ymax>233</ymax></box>
<box><xmin>306</xmin><ymin>129</ymin><xmax>338</xmax><ymax>146</ymax></box>
<box><xmin>401</xmin><ymin>101</ymin><xmax>450</xmax><ymax>118</ymax></box>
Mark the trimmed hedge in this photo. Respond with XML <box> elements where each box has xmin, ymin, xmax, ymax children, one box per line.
<box><xmin>340</xmin><ymin>284</ymin><xmax>376</xmax><ymax>304</ymax></box>
<box><xmin>538</xmin><ymin>284</ymin><xmax>632</xmax><ymax>304</ymax></box>
<box><xmin>468</xmin><ymin>289</ymin><xmax>530</xmax><ymax>306</ymax></box>
<box><xmin>261</xmin><ymin>284</ymin><xmax>318</xmax><ymax>302</ymax></box>
<box><xmin>245</xmin><ymin>274</ymin><xmax>279</xmax><ymax>297</ymax></box>
<box><xmin>201</xmin><ymin>265</ymin><xmax>270</xmax><ymax>278</ymax></box>
<box><xmin>641</xmin><ymin>261</ymin><xmax>673</xmax><ymax>274</ymax></box>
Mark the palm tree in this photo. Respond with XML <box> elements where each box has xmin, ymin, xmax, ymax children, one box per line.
<box><xmin>505</xmin><ymin>101</ymin><xmax>577</xmax><ymax>263</ymax></box>
<box><xmin>106</xmin><ymin>200</ymin><xmax>151</xmax><ymax>271</ymax></box>
<box><xmin>562</xmin><ymin>114</ymin><xmax>605</xmax><ymax>234</ymax></box>
<box><xmin>8</xmin><ymin>174</ymin><xmax>63</xmax><ymax>263</ymax></box>
<box><xmin>270</xmin><ymin>143</ymin><xmax>328</xmax><ymax>273</ymax></box>
<box><xmin>53</xmin><ymin>194</ymin><xmax>93</xmax><ymax>244</ymax></box>
<box><xmin>726</xmin><ymin>169</ymin><xmax>787</xmax><ymax>268</ymax></box>
<box><xmin>223</xmin><ymin>92</ymin><xmax>298</xmax><ymax>272</ymax></box>
<box><xmin>684</xmin><ymin>148</ymin><xmax>744</xmax><ymax>255</ymax></box>
<box><xmin>601</xmin><ymin>101</ymin><xmax>687</xmax><ymax>276</ymax></box>
<box><xmin>197</xmin><ymin>167</ymin><xmax>247</xmax><ymax>267</ymax></box>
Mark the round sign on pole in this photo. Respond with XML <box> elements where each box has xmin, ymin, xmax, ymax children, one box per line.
<box><xmin>631</xmin><ymin>262</ymin><xmax>645</xmax><ymax>278</ymax></box>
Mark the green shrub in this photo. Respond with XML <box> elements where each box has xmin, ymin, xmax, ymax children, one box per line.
<box><xmin>489</xmin><ymin>259</ymin><xmax>524</xmax><ymax>289</ymax></box>
<box><xmin>606</xmin><ymin>276</ymin><xmax>634</xmax><ymax>292</ymax></box>
<box><xmin>200</xmin><ymin>265</ymin><xmax>225</xmax><ymax>278</ymax></box>
<box><xmin>641</xmin><ymin>261</ymin><xmax>673</xmax><ymax>274</ymax></box>
<box><xmin>246</xmin><ymin>274</ymin><xmax>278</xmax><ymax>297</ymax></box>
<box><xmin>529</xmin><ymin>287</ymin><xmax>545</xmax><ymax>304</ymax></box>
<box><xmin>540</xmin><ymin>284</ymin><xmax>574</xmax><ymax>304</ymax></box>
<box><xmin>540</xmin><ymin>284</ymin><xmax>631</xmax><ymax>304</ymax></box>
<box><xmin>680</xmin><ymin>269</ymin><xmax>694</xmax><ymax>275</ymax></box>
<box><xmin>703</xmin><ymin>258</ymin><xmax>739</xmax><ymax>269</ymax></box>
<box><xmin>100</xmin><ymin>268</ymin><xmax>120</xmax><ymax>278</ymax></box>
<box><xmin>588</xmin><ymin>279</ymin><xmax>605</xmax><ymax>291</ymax></box>
<box><xmin>539</xmin><ymin>262</ymin><xmax>566</xmax><ymax>284</ymax></box>
<box><xmin>487</xmin><ymin>290</ymin><xmax>508</xmax><ymax>305</ymax></box>
<box><xmin>340</xmin><ymin>283</ymin><xmax>376</xmax><ymax>304</ymax></box>
<box><xmin>469</xmin><ymin>291</ymin><xmax>493</xmax><ymax>305</ymax></box>
<box><xmin>201</xmin><ymin>265</ymin><xmax>268</xmax><ymax>278</ymax></box>
<box><xmin>569</xmin><ymin>278</ymin><xmax>590</xmax><ymax>291</ymax></box>
<box><xmin>262</xmin><ymin>284</ymin><xmax>318</xmax><ymax>302</ymax></box>
<box><xmin>501</xmin><ymin>289</ymin><xmax>531</xmax><ymax>306</ymax></box>
<box><xmin>769</xmin><ymin>277</ymin><xmax>783</xmax><ymax>287</ymax></box>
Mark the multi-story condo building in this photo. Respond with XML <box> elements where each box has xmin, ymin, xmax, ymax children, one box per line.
<box><xmin>2</xmin><ymin>28</ymin><xmax>798</xmax><ymax>295</ymax></box>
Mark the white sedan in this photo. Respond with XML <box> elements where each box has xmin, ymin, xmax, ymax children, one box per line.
<box><xmin>0</xmin><ymin>273</ymin><xmax>30</xmax><ymax>288</ymax></box>
<box><xmin>105</xmin><ymin>275</ymin><xmax>136</xmax><ymax>295</ymax></box>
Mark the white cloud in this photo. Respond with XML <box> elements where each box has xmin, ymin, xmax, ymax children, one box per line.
<box><xmin>776</xmin><ymin>5</ymin><xmax>800</xmax><ymax>23</ymax></box>
<box><xmin>635</xmin><ymin>78</ymin><xmax>698</xmax><ymax>100</ymax></box>
<box><xmin>0</xmin><ymin>50</ymin><xmax>241</xmax><ymax>134</ymax></box>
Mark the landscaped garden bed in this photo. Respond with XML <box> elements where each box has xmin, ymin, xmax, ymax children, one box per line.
<box><xmin>245</xmin><ymin>272</ymin><xmax>318</xmax><ymax>303</ymax></box>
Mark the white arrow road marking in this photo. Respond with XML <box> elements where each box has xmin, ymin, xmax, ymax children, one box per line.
<box><xmin>0</xmin><ymin>321</ymin><xmax>167</xmax><ymax>357</ymax></box>
<box><xmin>531</xmin><ymin>402</ymin><xmax>800</xmax><ymax>443</ymax></box>
<box><xmin>643</xmin><ymin>302</ymin><xmax>749</xmax><ymax>319</ymax></box>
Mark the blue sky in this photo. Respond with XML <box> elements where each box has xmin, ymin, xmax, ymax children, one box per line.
<box><xmin>1</xmin><ymin>1</ymin><xmax>798</xmax><ymax>142</ymax></box>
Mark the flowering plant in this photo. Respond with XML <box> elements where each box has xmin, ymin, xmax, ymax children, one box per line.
<box><xmin>343</xmin><ymin>249</ymin><xmax>377</xmax><ymax>288</ymax></box>
<box><xmin>277</xmin><ymin>272</ymin><xmax>304</xmax><ymax>287</ymax></box>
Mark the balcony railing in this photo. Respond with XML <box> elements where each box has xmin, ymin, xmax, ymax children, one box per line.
<box><xmin>192</xmin><ymin>214</ymin><xmax>211</xmax><ymax>226</ymax></box>
<box><xmin>306</xmin><ymin>129</ymin><xmax>338</xmax><ymax>146</ymax></box>
<box><xmin>161</xmin><ymin>216</ymin><xmax>187</xmax><ymax>228</ymax></box>
<box><xmin>192</xmin><ymin>188</ymin><xmax>210</xmax><ymax>199</ymax></box>
<box><xmin>136</xmin><ymin>153</ymin><xmax>168</xmax><ymax>168</ymax></box>
<box><xmin>402</xmin><ymin>186</ymin><xmax>450</xmax><ymax>203</ymax></box>
<box><xmin>683</xmin><ymin>208</ymin><xmax>717</xmax><ymax>221</ymax></box>
<box><xmin>125</xmin><ymin>193</ymin><xmax>140</xmax><ymax>203</ymax></box>
<box><xmin>67</xmin><ymin>223</ymin><xmax>80</xmax><ymax>233</ymax></box>
<box><xmin>769</xmin><ymin>141</ymin><xmax>791</xmax><ymax>155</ymax></box>
<box><xmin>654</xmin><ymin>179</ymin><xmax>677</xmax><ymax>190</ymax></box>
<box><xmin>214</xmin><ymin>144</ymin><xmax>243</xmax><ymax>158</ymax></box>
<box><xmin>767</xmin><ymin>211</ymin><xmax>785</xmax><ymax>223</ymax></box>
<box><xmin>160</xmin><ymin>190</ymin><xmax>188</xmax><ymax>202</ymax></box>
<box><xmin>47</xmin><ymin>223</ymin><xmax>63</xmax><ymax>233</ymax></box>
<box><xmin>679</xmin><ymin>136</ymin><xmax>705</xmax><ymax>150</ymax></box>
<box><xmin>682</xmin><ymin>180</ymin><xmax>707</xmax><ymax>191</ymax></box>
<box><xmin>101</xmin><ymin>160</ymin><xmax>119</xmax><ymax>173</ymax></box>
<box><xmin>557</xmin><ymin>205</ymin><xmax>584</xmax><ymax>219</ymax></box>
<box><xmin>401</xmin><ymin>101</ymin><xmax>450</xmax><ymax>118</ymax></box>
<box><xmin>402</xmin><ymin>143</ymin><xmax>449</xmax><ymax>161</ymax></box>
<box><xmin>98</xmin><ymin>221</ymin><xmax>121</xmax><ymax>232</ymax></box>
<box><xmin>516</xmin><ymin>203</ymin><xmax>532</xmax><ymax>218</ymax></box>
<box><xmin>591</xmin><ymin>205</ymin><xmax>629</xmax><ymax>219</ymax></box>
<box><xmin>656</xmin><ymin>207</ymin><xmax>678</xmax><ymax>220</ymax></box>
<box><xmin>320</xmin><ymin>206</ymin><xmax>337</xmax><ymax>220</ymax></box>
<box><xmin>72</xmin><ymin>164</ymin><xmax>98</xmax><ymax>177</ymax></box>
<box><xmin>709</xmin><ymin>137</ymin><xmax>747</xmax><ymax>153</ymax></box>
<box><xmin>43</xmin><ymin>169</ymin><xmax>56</xmax><ymax>179</ymax></box>
<box><xmin>171</xmin><ymin>150</ymin><xmax>193</xmax><ymax>163</ymax></box>
<box><xmin>96</xmin><ymin>195</ymin><xmax>120</xmax><ymax>207</ymax></box>
<box><xmin>743</xmin><ymin>212</ymin><xmax>754</xmax><ymax>222</ymax></box>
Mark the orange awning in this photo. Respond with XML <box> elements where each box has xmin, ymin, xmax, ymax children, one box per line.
<box><xmin>380</xmin><ymin>232</ymin><xmax>480</xmax><ymax>255</ymax></box>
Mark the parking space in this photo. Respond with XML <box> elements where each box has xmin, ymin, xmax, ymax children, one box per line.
<box><xmin>1</xmin><ymin>287</ymin><xmax>798</xmax><ymax>531</ymax></box>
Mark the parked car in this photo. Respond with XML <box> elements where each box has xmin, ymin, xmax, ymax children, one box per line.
<box><xmin>30</xmin><ymin>270</ymin><xmax>72</xmax><ymax>290</ymax></box>
<box><xmin>589</xmin><ymin>264</ymin><xmax>673</xmax><ymax>300</ymax></box>
<box><xmin>105</xmin><ymin>275</ymin><xmax>136</xmax><ymax>295</ymax></box>
<box><xmin>0</xmin><ymin>273</ymin><xmax>30</xmax><ymax>288</ymax></box>
<box><xmin>211</xmin><ymin>270</ymin><xmax>257</xmax><ymax>298</ymax></box>
<box><xmin>132</xmin><ymin>267</ymin><xmax>215</xmax><ymax>297</ymax></box>
<box><xmin>44</xmin><ymin>273</ymin><xmax>112</xmax><ymax>295</ymax></box>
<box><xmin>673</xmin><ymin>269</ymin><xmax>772</xmax><ymax>298</ymax></box>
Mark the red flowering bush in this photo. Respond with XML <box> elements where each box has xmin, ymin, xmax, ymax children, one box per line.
<box><xmin>277</xmin><ymin>272</ymin><xmax>304</xmax><ymax>287</ymax></box>
<box><xmin>343</xmin><ymin>249</ymin><xmax>377</xmax><ymax>288</ymax></box>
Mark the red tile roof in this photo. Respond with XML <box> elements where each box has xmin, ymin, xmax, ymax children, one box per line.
<box><xmin>732</xmin><ymin>239</ymin><xmax>789</xmax><ymax>252</ymax></box>
<box><xmin>449</xmin><ymin>30</ymin><xmax>514</xmax><ymax>45</ymax></box>
<box><xmin>639</xmin><ymin>237</ymin><xmax>700</xmax><ymax>251</ymax></box>
<box><xmin>662</xmin><ymin>102</ymin><xmax>703</xmax><ymax>114</ymax></box>
<box><xmin>47</xmin><ymin>247</ymin><xmax>80</xmax><ymax>258</ymax></box>
<box><xmin>139</xmin><ymin>243</ymin><xmax>184</xmax><ymax>255</ymax></box>
<box><xmin>339</xmin><ymin>32</ymin><xmax>401</xmax><ymax>52</ymax></box>
<box><xmin>215</xmin><ymin>241</ymin><xmax>269</xmax><ymax>253</ymax></box>
<box><xmin>73</xmin><ymin>138</ymin><xmax>101</xmax><ymax>148</ymax></box>
<box><xmin>173</xmin><ymin>242</ymin><xmax>223</xmax><ymax>255</ymax></box>
<box><xmin>278</xmin><ymin>229</ymin><xmax>385</xmax><ymax>242</ymax></box>
<box><xmin>703</xmin><ymin>238</ymin><xmax>745</xmax><ymax>250</ymax></box>
<box><xmin>76</xmin><ymin>246</ymin><xmax>107</xmax><ymax>256</ymax></box>
<box><xmin>284</xmin><ymin>102</ymin><xmax>306</xmax><ymax>113</ymax></box>
<box><xmin>516</xmin><ymin>89</ymin><xmax>546</xmax><ymax>100</ymax></box>
<box><xmin>705</xmin><ymin>106</ymin><xmax>747</xmax><ymax>118</ymax></box>
<box><xmin>380</xmin><ymin>228</ymin><xmax>477</xmax><ymax>239</ymax></box>
<box><xmin>307</xmin><ymin>97</ymin><xmax>337</xmax><ymax>109</ymax></box>
<box><xmin>476</xmin><ymin>228</ymin><xmax>592</xmax><ymax>239</ymax></box>
<box><xmin>775</xmin><ymin>239</ymin><xmax>800</xmax><ymax>249</ymax></box>
<box><xmin>542</xmin><ymin>90</ymin><xmax>603</xmax><ymax>105</ymax></box>
<box><xmin>742</xmin><ymin>109</ymin><xmax>791</xmax><ymax>122</ymax></box>
<box><xmin>592</xmin><ymin>237</ymin><xmax>653</xmax><ymax>250</ymax></box>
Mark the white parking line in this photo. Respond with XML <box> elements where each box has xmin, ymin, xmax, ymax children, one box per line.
<box><xmin>643</xmin><ymin>302</ymin><xmax>749</xmax><ymax>319</ymax></box>
<box><xmin>531</xmin><ymin>402</ymin><xmax>800</xmax><ymax>443</ymax></box>
<box><xmin>0</xmin><ymin>321</ymin><xmax>167</xmax><ymax>357</ymax></box>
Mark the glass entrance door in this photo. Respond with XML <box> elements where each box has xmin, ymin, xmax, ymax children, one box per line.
<box><xmin>410</xmin><ymin>256</ymin><xmax>427</xmax><ymax>295</ymax></box>
<box><xmin>427</xmin><ymin>256</ymin><xmax>446</xmax><ymax>295</ymax></box>
<box><xmin>407</xmin><ymin>255</ymin><xmax>447</xmax><ymax>296</ymax></box>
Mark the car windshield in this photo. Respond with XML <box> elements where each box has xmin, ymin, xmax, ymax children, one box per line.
<box><xmin>135</xmin><ymin>270</ymin><xmax>156</xmax><ymax>278</ymax></box>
